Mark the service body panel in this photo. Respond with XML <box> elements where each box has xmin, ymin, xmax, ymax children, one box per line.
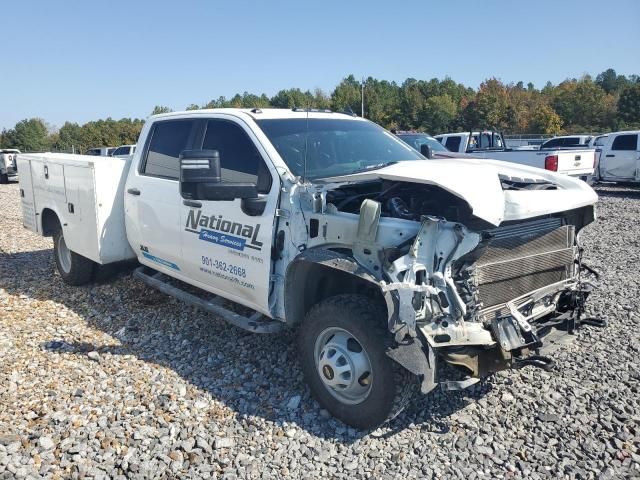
<box><xmin>17</xmin><ymin>152</ymin><xmax>136</xmax><ymax>264</ymax></box>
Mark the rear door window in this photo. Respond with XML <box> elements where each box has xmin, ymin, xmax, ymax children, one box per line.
<box><xmin>142</xmin><ymin>120</ymin><xmax>198</xmax><ymax>179</ymax></box>
<box><xmin>611</xmin><ymin>134</ymin><xmax>638</xmax><ymax>151</ymax></box>
<box><xmin>445</xmin><ymin>136</ymin><xmax>461</xmax><ymax>152</ymax></box>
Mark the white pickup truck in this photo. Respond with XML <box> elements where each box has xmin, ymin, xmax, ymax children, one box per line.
<box><xmin>435</xmin><ymin>131</ymin><xmax>596</xmax><ymax>180</ymax></box>
<box><xmin>18</xmin><ymin>109</ymin><xmax>601</xmax><ymax>429</ymax></box>
<box><xmin>593</xmin><ymin>130</ymin><xmax>640</xmax><ymax>183</ymax></box>
<box><xmin>1</xmin><ymin>148</ymin><xmax>21</xmax><ymax>183</ymax></box>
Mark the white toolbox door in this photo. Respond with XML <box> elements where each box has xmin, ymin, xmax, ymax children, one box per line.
<box><xmin>17</xmin><ymin>158</ymin><xmax>37</xmax><ymax>232</ymax></box>
<box><xmin>63</xmin><ymin>164</ymin><xmax>100</xmax><ymax>262</ymax></box>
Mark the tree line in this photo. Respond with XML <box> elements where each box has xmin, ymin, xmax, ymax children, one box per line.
<box><xmin>2</xmin><ymin>68</ymin><xmax>639</xmax><ymax>152</ymax></box>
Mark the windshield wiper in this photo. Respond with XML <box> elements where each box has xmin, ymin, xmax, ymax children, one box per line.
<box><xmin>351</xmin><ymin>161</ymin><xmax>398</xmax><ymax>174</ymax></box>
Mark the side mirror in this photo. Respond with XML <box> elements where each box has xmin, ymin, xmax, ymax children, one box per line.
<box><xmin>420</xmin><ymin>144</ymin><xmax>433</xmax><ymax>159</ymax></box>
<box><xmin>179</xmin><ymin>149</ymin><xmax>257</xmax><ymax>201</ymax></box>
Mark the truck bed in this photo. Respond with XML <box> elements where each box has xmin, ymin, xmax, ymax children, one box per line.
<box><xmin>467</xmin><ymin>149</ymin><xmax>596</xmax><ymax>177</ymax></box>
<box><xmin>17</xmin><ymin>153</ymin><xmax>135</xmax><ymax>264</ymax></box>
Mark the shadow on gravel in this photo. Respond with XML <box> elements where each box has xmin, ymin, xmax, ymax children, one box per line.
<box><xmin>1</xmin><ymin>247</ymin><xmax>491</xmax><ymax>441</ymax></box>
<box><xmin>594</xmin><ymin>185</ymin><xmax>640</xmax><ymax>200</ymax></box>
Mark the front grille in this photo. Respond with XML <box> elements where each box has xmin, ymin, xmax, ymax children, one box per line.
<box><xmin>474</xmin><ymin>218</ymin><xmax>575</xmax><ymax>310</ymax></box>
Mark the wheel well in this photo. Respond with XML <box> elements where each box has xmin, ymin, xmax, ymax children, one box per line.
<box><xmin>285</xmin><ymin>261</ymin><xmax>387</xmax><ymax>326</ymax></box>
<box><xmin>41</xmin><ymin>208</ymin><xmax>61</xmax><ymax>237</ymax></box>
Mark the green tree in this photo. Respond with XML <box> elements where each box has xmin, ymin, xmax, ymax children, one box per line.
<box><xmin>331</xmin><ymin>75</ymin><xmax>362</xmax><ymax>115</ymax></box>
<box><xmin>271</xmin><ymin>88</ymin><xmax>314</xmax><ymax>109</ymax></box>
<box><xmin>596</xmin><ymin>68</ymin><xmax>630</xmax><ymax>94</ymax></box>
<box><xmin>6</xmin><ymin>118</ymin><xmax>50</xmax><ymax>151</ymax></box>
<box><xmin>421</xmin><ymin>94</ymin><xmax>457</xmax><ymax>133</ymax></box>
<box><xmin>551</xmin><ymin>77</ymin><xmax>615</xmax><ymax>131</ymax></box>
<box><xmin>151</xmin><ymin>105</ymin><xmax>172</xmax><ymax>115</ymax></box>
<box><xmin>618</xmin><ymin>84</ymin><xmax>640</xmax><ymax>126</ymax></box>
<box><xmin>186</xmin><ymin>103</ymin><xmax>201</xmax><ymax>111</ymax></box>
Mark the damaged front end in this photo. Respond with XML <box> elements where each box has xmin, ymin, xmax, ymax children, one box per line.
<box><xmin>380</xmin><ymin>205</ymin><xmax>602</xmax><ymax>393</ymax></box>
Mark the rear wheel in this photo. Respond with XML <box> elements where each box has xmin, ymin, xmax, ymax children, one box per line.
<box><xmin>0</xmin><ymin>173</ymin><xmax>8</xmax><ymax>184</ymax></box>
<box><xmin>53</xmin><ymin>229</ymin><xmax>95</xmax><ymax>285</ymax></box>
<box><xmin>298</xmin><ymin>294</ymin><xmax>416</xmax><ymax>430</ymax></box>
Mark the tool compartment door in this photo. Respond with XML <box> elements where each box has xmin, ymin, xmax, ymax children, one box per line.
<box><xmin>17</xmin><ymin>157</ymin><xmax>37</xmax><ymax>232</ymax></box>
<box><xmin>63</xmin><ymin>164</ymin><xmax>100</xmax><ymax>262</ymax></box>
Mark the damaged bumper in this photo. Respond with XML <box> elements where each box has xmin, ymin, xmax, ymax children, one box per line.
<box><xmin>381</xmin><ymin>214</ymin><xmax>602</xmax><ymax>393</ymax></box>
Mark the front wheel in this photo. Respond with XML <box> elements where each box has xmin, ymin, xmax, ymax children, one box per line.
<box><xmin>0</xmin><ymin>173</ymin><xmax>8</xmax><ymax>184</ymax></box>
<box><xmin>53</xmin><ymin>229</ymin><xmax>95</xmax><ymax>285</ymax></box>
<box><xmin>298</xmin><ymin>294</ymin><xmax>416</xmax><ymax>429</ymax></box>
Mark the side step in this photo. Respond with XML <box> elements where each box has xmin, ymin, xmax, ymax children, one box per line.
<box><xmin>133</xmin><ymin>266</ymin><xmax>283</xmax><ymax>334</ymax></box>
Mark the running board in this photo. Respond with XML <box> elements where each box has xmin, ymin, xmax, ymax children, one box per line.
<box><xmin>133</xmin><ymin>266</ymin><xmax>283</xmax><ymax>334</ymax></box>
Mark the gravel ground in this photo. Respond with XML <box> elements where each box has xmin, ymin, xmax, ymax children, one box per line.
<box><xmin>0</xmin><ymin>179</ymin><xmax>639</xmax><ymax>479</ymax></box>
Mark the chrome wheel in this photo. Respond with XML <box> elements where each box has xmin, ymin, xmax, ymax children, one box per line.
<box><xmin>314</xmin><ymin>327</ymin><xmax>373</xmax><ymax>405</ymax></box>
<box><xmin>57</xmin><ymin>234</ymin><xmax>72</xmax><ymax>274</ymax></box>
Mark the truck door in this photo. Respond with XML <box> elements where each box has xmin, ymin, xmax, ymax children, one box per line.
<box><xmin>125</xmin><ymin>118</ymin><xmax>200</xmax><ymax>274</ymax></box>
<box><xmin>180</xmin><ymin>117</ymin><xmax>278</xmax><ymax>315</ymax></box>
<box><xmin>602</xmin><ymin>133</ymin><xmax>639</xmax><ymax>180</ymax></box>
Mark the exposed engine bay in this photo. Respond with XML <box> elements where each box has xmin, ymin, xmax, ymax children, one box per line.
<box><xmin>294</xmin><ymin>177</ymin><xmax>602</xmax><ymax>393</ymax></box>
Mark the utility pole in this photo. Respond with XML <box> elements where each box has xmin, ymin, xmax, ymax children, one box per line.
<box><xmin>361</xmin><ymin>77</ymin><xmax>365</xmax><ymax>118</ymax></box>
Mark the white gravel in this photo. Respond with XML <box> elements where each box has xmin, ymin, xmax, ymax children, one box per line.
<box><xmin>0</xmin><ymin>180</ymin><xmax>639</xmax><ymax>479</ymax></box>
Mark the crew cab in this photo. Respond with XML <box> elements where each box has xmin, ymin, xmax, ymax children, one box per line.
<box><xmin>539</xmin><ymin>135</ymin><xmax>593</xmax><ymax>149</ymax></box>
<box><xmin>85</xmin><ymin>147</ymin><xmax>116</xmax><ymax>156</ymax></box>
<box><xmin>593</xmin><ymin>130</ymin><xmax>640</xmax><ymax>182</ymax></box>
<box><xmin>435</xmin><ymin>131</ymin><xmax>596</xmax><ymax>180</ymax></box>
<box><xmin>17</xmin><ymin>109</ymin><xmax>600</xmax><ymax>429</ymax></box>
<box><xmin>0</xmin><ymin>148</ymin><xmax>20</xmax><ymax>183</ymax></box>
<box><xmin>112</xmin><ymin>144</ymin><xmax>137</xmax><ymax>158</ymax></box>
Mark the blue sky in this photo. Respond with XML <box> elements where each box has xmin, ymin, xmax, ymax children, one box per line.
<box><xmin>2</xmin><ymin>0</ymin><xmax>639</xmax><ymax>130</ymax></box>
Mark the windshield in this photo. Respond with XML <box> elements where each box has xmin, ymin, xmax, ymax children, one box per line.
<box><xmin>396</xmin><ymin>134</ymin><xmax>449</xmax><ymax>153</ymax></box>
<box><xmin>255</xmin><ymin>118</ymin><xmax>423</xmax><ymax>179</ymax></box>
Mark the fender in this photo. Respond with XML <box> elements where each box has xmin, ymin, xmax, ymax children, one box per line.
<box><xmin>284</xmin><ymin>248</ymin><xmax>397</xmax><ymax>327</ymax></box>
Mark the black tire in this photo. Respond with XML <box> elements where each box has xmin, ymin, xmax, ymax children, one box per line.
<box><xmin>0</xmin><ymin>173</ymin><xmax>8</xmax><ymax>184</ymax></box>
<box><xmin>298</xmin><ymin>294</ymin><xmax>417</xmax><ymax>430</ymax></box>
<box><xmin>53</xmin><ymin>229</ymin><xmax>95</xmax><ymax>286</ymax></box>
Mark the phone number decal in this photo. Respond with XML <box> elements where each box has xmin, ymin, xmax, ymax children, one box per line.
<box><xmin>201</xmin><ymin>256</ymin><xmax>247</xmax><ymax>278</ymax></box>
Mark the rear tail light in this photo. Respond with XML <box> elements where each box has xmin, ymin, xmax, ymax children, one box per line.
<box><xmin>545</xmin><ymin>155</ymin><xmax>558</xmax><ymax>171</ymax></box>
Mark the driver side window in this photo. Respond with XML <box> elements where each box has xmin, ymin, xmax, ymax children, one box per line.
<box><xmin>201</xmin><ymin>119</ymin><xmax>272</xmax><ymax>194</ymax></box>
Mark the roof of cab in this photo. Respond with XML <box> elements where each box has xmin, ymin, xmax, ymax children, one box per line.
<box><xmin>149</xmin><ymin>108</ymin><xmax>364</xmax><ymax>122</ymax></box>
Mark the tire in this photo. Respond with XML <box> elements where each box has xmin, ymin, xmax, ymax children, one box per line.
<box><xmin>53</xmin><ymin>228</ymin><xmax>95</xmax><ymax>285</ymax></box>
<box><xmin>0</xmin><ymin>173</ymin><xmax>8</xmax><ymax>184</ymax></box>
<box><xmin>298</xmin><ymin>294</ymin><xmax>417</xmax><ymax>429</ymax></box>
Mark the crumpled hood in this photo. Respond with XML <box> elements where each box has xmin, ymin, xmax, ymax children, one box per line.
<box><xmin>321</xmin><ymin>158</ymin><xmax>598</xmax><ymax>226</ymax></box>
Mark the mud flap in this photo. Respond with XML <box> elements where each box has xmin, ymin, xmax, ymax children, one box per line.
<box><xmin>386</xmin><ymin>336</ymin><xmax>437</xmax><ymax>394</ymax></box>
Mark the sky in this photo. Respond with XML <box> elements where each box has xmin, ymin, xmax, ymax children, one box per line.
<box><xmin>1</xmin><ymin>0</ymin><xmax>639</xmax><ymax>130</ymax></box>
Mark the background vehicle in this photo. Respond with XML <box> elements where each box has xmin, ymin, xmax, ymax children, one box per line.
<box><xmin>17</xmin><ymin>109</ymin><xmax>599</xmax><ymax>429</ymax></box>
<box><xmin>435</xmin><ymin>131</ymin><xmax>596</xmax><ymax>180</ymax></box>
<box><xmin>112</xmin><ymin>144</ymin><xmax>137</xmax><ymax>157</ymax></box>
<box><xmin>85</xmin><ymin>147</ymin><xmax>116</xmax><ymax>156</ymax></box>
<box><xmin>0</xmin><ymin>148</ymin><xmax>20</xmax><ymax>183</ymax></box>
<box><xmin>394</xmin><ymin>131</ymin><xmax>449</xmax><ymax>153</ymax></box>
<box><xmin>539</xmin><ymin>135</ymin><xmax>593</xmax><ymax>149</ymax></box>
<box><xmin>594</xmin><ymin>130</ymin><xmax>640</xmax><ymax>182</ymax></box>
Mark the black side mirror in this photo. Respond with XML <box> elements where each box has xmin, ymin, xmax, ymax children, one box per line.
<box><xmin>179</xmin><ymin>149</ymin><xmax>257</xmax><ymax>201</ymax></box>
<box><xmin>420</xmin><ymin>144</ymin><xmax>434</xmax><ymax>159</ymax></box>
<box><xmin>180</xmin><ymin>149</ymin><xmax>221</xmax><ymax>184</ymax></box>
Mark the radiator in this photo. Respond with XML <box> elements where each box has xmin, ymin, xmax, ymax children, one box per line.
<box><xmin>474</xmin><ymin>218</ymin><xmax>575</xmax><ymax>310</ymax></box>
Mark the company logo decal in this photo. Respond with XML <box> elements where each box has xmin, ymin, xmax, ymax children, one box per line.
<box><xmin>185</xmin><ymin>209</ymin><xmax>263</xmax><ymax>251</ymax></box>
<box><xmin>141</xmin><ymin>251</ymin><xmax>180</xmax><ymax>270</ymax></box>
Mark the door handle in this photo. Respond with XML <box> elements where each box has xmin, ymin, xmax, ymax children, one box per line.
<box><xmin>127</xmin><ymin>188</ymin><xmax>141</xmax><ymax>196</ymax></box>
<box><xmin>183</xmin><ymin>200</ymin><xmax>202</xmax><ymax>208</ymax></box>
<box><xmin>605</xmin><ymin>154</ymin><xmax>615</xmax><ymax>158</ymax></box>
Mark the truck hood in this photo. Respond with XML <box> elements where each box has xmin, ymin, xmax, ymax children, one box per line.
<box><xmin>321</xmin><ymin>158</ymin><xmax>598</xmax><ymax>227</ymax></box>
